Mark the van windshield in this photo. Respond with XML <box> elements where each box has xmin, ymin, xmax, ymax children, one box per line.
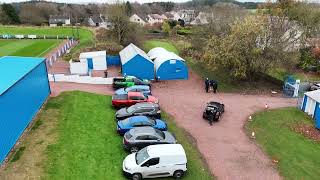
<box><xmin>127</xmin><ymin>106</ymin><xmax>136</xmax><ymax>113</ymax></box>
<box><xmin>136</xmin><ymin>147</ymin><xmax>150</xmax><ymax>165</ymax></box>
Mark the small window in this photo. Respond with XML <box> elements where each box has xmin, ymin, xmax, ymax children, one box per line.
<box><xmin>136</xmin><ymin>135</ymin><xmax>148</xmax><ymax>140</ymax></box>
<box><xmin>147</xmin><ymin>135</ymin><xmax>158</xmax><ymax>140</ymax></box>
<box><xmin>142</xmin><ymin>158</ymin><xmax>160</xmax><ymax>167</ymax></box>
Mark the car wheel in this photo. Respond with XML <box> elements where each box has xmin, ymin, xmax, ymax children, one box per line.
<box><xmin>173</xmin><ymin>170</ymin><xmax>184</xmax><ymax>179</ymax></box>
<box><xmin>132</xmin><ymin>173</ymin><xmax>142</xmax><ymax>180</ymax></box>
<box><xmin>130</xmin><ymin>146</ymin><xmax>139</xmax><ymax>153</ymax></box>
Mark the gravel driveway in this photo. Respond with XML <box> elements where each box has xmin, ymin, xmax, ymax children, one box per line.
<box><xmin>152</xmin><ymin>71</ymin><xmax>297</xmax><ymax>180</ymax></box>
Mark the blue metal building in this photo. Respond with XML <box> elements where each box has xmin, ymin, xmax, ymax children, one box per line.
<box><xmin>148</xmin><ymin>47</ymin><xmax>188</xmax><ymax>80</ymax></box>
<box><xmin>301</xmin><ymin>90</ymin><xmax>320</xmax><ymax>129</ymax></box>
<box><xmin>0</xmin><ymin>56</ymin><xmax>50</xmax><ymax>164</ymax></box>
<box><xmin>119</xmin><ymin>43</ymin><xmax>154</xmax><ymax>80</ymax></box>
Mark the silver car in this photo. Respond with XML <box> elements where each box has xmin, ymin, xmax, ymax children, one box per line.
<box><xmin>123</xmin><ymin>127</ymin><xmax>177</xmax><ymax>153</ymax></box>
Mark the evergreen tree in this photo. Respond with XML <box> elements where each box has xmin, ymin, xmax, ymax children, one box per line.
<box><xmin>1</xmin><ymin>3</ymin><xmax>20</xmax><ymax>24</ymax></box>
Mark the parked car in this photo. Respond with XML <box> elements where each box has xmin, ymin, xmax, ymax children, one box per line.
<box><xmin>202</xmin><ymin>101</ymin><xmax>224</xmax><ymax>125</ymax></box>
<box><xmin>113</xmin><ymin>76</ymin><xmax>150</xmax><ymax>89</ymax></box>
<box><xmin>123</xmin><ymin>127</ymin><xmax>176</xmax><ymax>153</ymax></box>
<box><xmin>115</xmin><ymin>85</ymin><xmax>151</xmax><ymax>97</ymax></box>
<box><xmin>310</xmin><ymin>83</ymin><xmax>320</xmax><ymax>91</ymax></box>
<box><xmin>115</xmin><ymin>103</ymin><xmax>161</xmax><ymax>121</ymax></box>
<box><xmin>122</xmin><ymin>144</ymin><xmax>187</xmax><ymax>180</ymax></box>
<box><xmin>117</xmin><ymin>116</ymin><xmax>167</xmax><ymax>135</ymax></box>
<box><xmin>112</xmin><ymin>92</ymin><xmax>158</xmax><ymax>108</ymax></box>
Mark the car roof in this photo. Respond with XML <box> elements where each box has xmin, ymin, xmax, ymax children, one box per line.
<box><xmin>129</xmin><ymin>127</ymin><xmax>156</xmax><ymax>135</ymax></box>
<box><xmin>128</xmin><ymin>85</ymin><xmax>150</xmax><ymax>90</ymax></box>
<box><xmin>129</xmin><ymin>116</ymin><xmax>150</xmax><ymax>123</ymax></box>
<box><xmin>134</xmin><ymin>102</ymin><xmax>159</xmax><ymax>108</ymax></box>
<box><xmin>147</xmin><ymin>144</ymin><xmax>186</xmax><ymax>157</ymax></box>
<box><xmin>128</xmin><ymin>92</ymin><xmax>144</xmax><ymax>96</ymax></box>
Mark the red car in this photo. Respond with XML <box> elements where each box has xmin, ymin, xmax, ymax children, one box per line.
<box><xmin>112</xmin><ymin>92</ymin><xmax>158</xmax><ymax>108</ymax></box>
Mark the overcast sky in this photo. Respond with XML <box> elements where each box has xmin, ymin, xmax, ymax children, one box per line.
<box><xmin>0</xmin><ymin>0</ymin><xmax>270</xmax><ymax>4</ymax></box>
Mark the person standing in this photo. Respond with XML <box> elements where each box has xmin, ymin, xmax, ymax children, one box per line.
<box><xmin>205</xmin><ymin>78</ymin><xmax>209</xmax><ymax>93</ymax></box>
<box><xmin>211</xmin><ymin>80</ymin><xmax>218</xmax><ymax>93</ymax></box>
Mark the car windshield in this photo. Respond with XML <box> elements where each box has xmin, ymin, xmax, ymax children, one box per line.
<box><xmin>121</xmin><ymin>118</ymin><xmax>131</xmax><ymax>126</ymax></box>
<box><xmin>126</xmin><ymin>106</ymin><xmax>136</xmax><ymax>113</ymax></box>
<box><xmin>155</xmin><ymin>129</ymin><xmax>165</xmax><ymax>139</ymax></box>
<box><xmin>136</xmin><ymin>147</ymin><xmax>150</xmax><ymax>165</ymax></box>
<box><xmin>147</xmin><ymin>118</ymin><xmax>156</xmax><ymax>126</ymax></box>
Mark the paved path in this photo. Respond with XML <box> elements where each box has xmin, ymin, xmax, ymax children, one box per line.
<box><xmin>152</xmin><ymin>71</ymin><xmax>297</xmax><ymax>180</ymax></box>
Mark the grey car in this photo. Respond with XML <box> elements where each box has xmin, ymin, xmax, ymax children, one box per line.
<box><xmin>123</xmin><ymin>127</ymin><xmax>177</xmax><ymax>153</ymax></box>
<box><xmin>115</xmin><ymin>102</ymin><xmax>161</xmax><ymax>120</ymax></box>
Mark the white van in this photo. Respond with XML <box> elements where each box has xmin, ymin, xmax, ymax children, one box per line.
<box><xmin>122</xmin><ymin>144</ymin><xmax>187</xmax><ymax>180</ymax></box>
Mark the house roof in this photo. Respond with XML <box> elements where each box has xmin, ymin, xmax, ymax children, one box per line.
<box><xmin>305</xmin><ymin>90</ymin><xmax>320</xmax><ymax>102</ymax></box>
<box><xmin>149</xmin><ymin>14</ymin><xmax>162</xmax><ymax>19</ymax></box>
<box><xmin>49</xmin><ymin>15</ymin><xmax>69</xmax><ymax>24</ymax></box>
<box><xmin>90</xmin><ymin>16</ymin><xmax>103</xmax><ymax>23</ymax></box>
<box><xmin>119</xmin><ymin>43</ymin><xmax>152</xmax><ymax>65</ymax></box>
<box><xmin>0</xmin><ymin>56</ymin><xmax>45</xmax><ymax>95</ymax></box>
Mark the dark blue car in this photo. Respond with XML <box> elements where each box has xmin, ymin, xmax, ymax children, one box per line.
<box><xmin>117</xmin><ymin>116</ymin><xmax>167</xmax><ymax>135</ymax></box>
<box><xmin>114</xmin><ymin>85</ymin><xmax>151</xmax><ymax>97</ymax></box>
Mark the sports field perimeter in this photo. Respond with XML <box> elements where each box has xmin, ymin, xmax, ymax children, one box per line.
<box><xmin>0</xmin><ymin>39</ymin><xmax>61</xmax><ymax>57</ymax></box>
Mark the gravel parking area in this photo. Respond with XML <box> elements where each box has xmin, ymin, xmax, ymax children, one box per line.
<box><xmin>152</xmin><ymin>71</ymin><xmax>296</xmax><ymax>180</ymax></box>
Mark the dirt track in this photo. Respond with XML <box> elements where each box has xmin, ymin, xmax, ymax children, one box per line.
<box><xmin>152</xmin><ymin>71</ymin><xmax>296</xmax><ymax>180</ymax></box>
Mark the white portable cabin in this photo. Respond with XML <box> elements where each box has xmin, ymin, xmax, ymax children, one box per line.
<box><xmin>79</xmin><ymin>51</ymin><xmax>107</xmax><ymax>71</ymax></box>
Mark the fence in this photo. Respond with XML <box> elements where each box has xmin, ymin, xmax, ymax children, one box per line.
<box><xmin>107</xmin><ymin>55</ymin><xmax>121</xmax><ymax>66</ymax></box>
<box><xmin>48</xmin><ymin>74</ymin><xmax>113</xmax><ymax>85</ymax></box>
<box><xmin>1</xmin><ymin>34</ymin><xmax>75</xmax><ymax>40</ymax></box>
<box><xmin>46</xmin><ymin>39</ymin><xmax>78</xmax><ymax>68</ymax></box>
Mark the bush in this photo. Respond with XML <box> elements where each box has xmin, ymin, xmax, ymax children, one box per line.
<box><xmin>299</xmin><ymin>47</ymin><xmax>319</xmax><ymax>72</ymax></box>
<box><xmin>177</xmin><ymin>28</ymin><xmax>192</xmax><ymax>35</ymax></box>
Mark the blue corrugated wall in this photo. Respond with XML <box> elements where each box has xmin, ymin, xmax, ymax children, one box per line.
<box><xmin>122</xmin><ymin>55</ymin><xmax>154</xmax><ymax>80</ymax></box>
<box><xmin>314</xmin><ymin>102</ymin><xmax>320</xmax><ymax>129</ymax></box>
<box><xmin>156</xmin><ymin>60</ymin><xmax>188</xmax><ymax>80</ymax></box>
<box><xmin>107</xmin><ymin>55</ymin><xmax>121</xmax><ymax>66</ymax></box>
<box><xmin>0</xmin><ymin>61</ymin><xmax>50</xmax><ymax>164</ymax></box>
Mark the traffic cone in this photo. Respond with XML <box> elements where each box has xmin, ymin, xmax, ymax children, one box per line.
<box><xmin>265</xmin><ymin>104</ymin><xmax>269</xmax><ymax>109</ymax></box>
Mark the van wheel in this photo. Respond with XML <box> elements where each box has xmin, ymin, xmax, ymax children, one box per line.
<box><xmin>132</xmin><ymin>173</ymin><xmax>142</xmax><ymax>180</ymax></box>
<box><xmin>130</xmin><ymin>147</ymin><xmax>139</xmax><ymax>153</ymax></box>
<box><xmin>173</xmin><ymin>170</ymin><xmax>184</xmax><ymax>179</ymax></box>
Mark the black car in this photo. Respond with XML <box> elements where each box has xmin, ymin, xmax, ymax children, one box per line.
<box><xmin>115</xmin><ymin>102</ymin><xmax>161</xmax><ymax>120</ymax></box>
<box><xmin>123</xmin><ymin>127</ymin><xmax>177</xmax><ymax>153</ymax></box>
<box><xmin>202</xmin><ymin>101</ymin><xmax>225</xmax><ymax>125</ymax></box>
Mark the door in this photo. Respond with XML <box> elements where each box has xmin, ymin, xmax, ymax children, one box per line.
<box><xmin>302</xmin><ymin>95</ymin><xmax>307</xmax><ymax>111</ymax></box>
<box><xmin>140</xmin><ymin>158</ymin><xmax>166</xmax><ymax>178</ymax></box>
<box><xmin>314</xmin><ymin>103</ymin><xmax>320</xmax><ymax>129</ymax></box>
<box><xmin>87</xmin><ymin>58</ymin><xmax>93</xmax><ymax>69</ymax></box>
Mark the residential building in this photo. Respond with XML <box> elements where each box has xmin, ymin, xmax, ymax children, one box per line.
<box><xmin>146</xmin><ymin>14</ymin><xmax>164</xmax><ymax>25</ymax></box>
<box><xmin>129</xmin><ymin>14</ymin><xmax>146</xmax><ymax>26</ymax></box>
<box><xmin>88</xmin><ymin>15</ymin><xmax>112</xmax><ymax>29</ymax></box>
<box><xmin>191</xmin><ymin>12</ymin><xmax>209</xmax><ymax>25</ymax></box>
<box><xmin>49</xmin><ymin>15</ymin><xmax>71</xmax><ymax>27</ymax></box>
<box><xmin>178</xmin><ymin>10</ymin><xmax>196</xmax><ymax>24</ymax></box>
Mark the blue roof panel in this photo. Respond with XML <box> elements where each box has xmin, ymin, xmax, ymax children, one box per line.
<box><xmin>0</xmin><ymin>56</ymin><xmax>45</xmax><ymax>95</ymax></box>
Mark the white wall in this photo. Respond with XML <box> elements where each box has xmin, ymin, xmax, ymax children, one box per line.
<box><xmin>306</xmin><ymin>97</ymin><xmax>317</xmax><ymax>117</ymax></box>
<box><xmin>69</xmin><ymin>60</ymin><xmax>88</xmax><ymax>75</ymax></box>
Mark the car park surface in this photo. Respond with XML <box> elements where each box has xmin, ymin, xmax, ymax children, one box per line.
<box><xmin>117</xmin><ymin>116</ymin><xmax>167</xmax><ymax>135</ymax></box>
<box><xmin>123</xmin><ymin>127</ymin><xmax>176</xmax><ymax>153</ymax></box>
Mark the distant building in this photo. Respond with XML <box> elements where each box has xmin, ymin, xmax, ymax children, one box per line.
<box><xmin>129</xmin><ymin>14</ymin><xmax>146</xmax><ymax>26</ymax></box>
<box><xmin>88</xmin><ymin>15</ymin><xmax>112</xmax><ymax>29</ymax></box>
<box><xmin>49</xmin><ymin>15</ymin><xmax>71</xmax><ymax>27</ymax></box>
<box><xmin>190</xmin><ymin>12</ymin><xmax>209</xmax><ymax>25</ymax></box>
<box><xmin>146</xmin><ymin>14</ymin><xmax>165</xmax><ymax>25</ymax></box>
<box><xmin>178</xmin><ymin>10</ymin><xmax>196</xmax><ymax>24</ymax></box>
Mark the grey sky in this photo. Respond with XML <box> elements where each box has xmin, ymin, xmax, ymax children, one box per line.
<box><xmin>0</xmin><ymin>0</ymin><xmax>270</xmax><ymax>4</ymax></box>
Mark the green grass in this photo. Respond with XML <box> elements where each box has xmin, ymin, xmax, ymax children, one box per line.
<box><xmin>143</xmin><ymin>39</ymin><xmax>179</xmax><ymax>54</ymax></box>
<box><xmin>0</xmin><ymin>26</ymin><xmax>94</xmax><ymax>53</ymax></box>
<box><xmin>245</xmin><ymin>107</ymin><xmax>320</xmax><ymax>180</ymax></box>
<box><xmin>0</xmin><ymin>39</ymin><xmax>61</xmax><ymax>57</ymax></box>
<box><xmin>39</xmin><ymin>91</ymin><xmax>212</xmax><ymax>179</ymax></box>
<box><xmin>269</xmin><ymin>68</ymin><xmax>320</xmax><ymax>82</ymax></box>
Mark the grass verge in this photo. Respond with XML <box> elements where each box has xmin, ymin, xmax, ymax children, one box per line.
<box><xmin>245</xmin><ymin>107</ymin><xmax>320</xmax><ymax>179</ymax></box>
<box><xmin>0</xmin><ymin>91</ymin><xmax>213</xmax><ymax>180</ymax></box>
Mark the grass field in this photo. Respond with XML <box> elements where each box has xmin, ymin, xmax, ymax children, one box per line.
<box><xmin>0</xmin><ymin>39</ymin><xmax>60</xmax><ymax>57</ymax></box>
<box><xmin>0</xmin><ymin>26</ymin><xmax>94</xmax><ymax>52</ymax></box>
<box><xmin>245</xmin><ymin>107</ymin><xmax>320</xmax><ymax>179</ymax></box>
<box><xmin>0</xmin><ymin>91</ymin><xmax>212</xmax><ymax>180</ymax></box>
<box><xmin>269</xmin><ymin>68</ymin><xmax>320</xmax><ymax>82</ymax></box>
<box><xmin>143</xmin><ymin>39</ymin><xmax>180</xmax><ymax>54</ymax></box>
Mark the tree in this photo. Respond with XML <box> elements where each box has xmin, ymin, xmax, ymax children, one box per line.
<box><xmin>1</xmin><ymin>3</ymin><xmax>20</xmax><ymax>24</ymax></box>
<box><xmin>125</xmin><ymin>1</ymin><xmax>132</xmax><ymax>16</ymax></box>
<box><xmin>0</xmin><ymin>6</ymin><xmax>10</xmax><ymax>24</ymax></box>
<box><xmin>162</xmin><ymin>21</ymin><xmax>171</xmax><ymax>34</ymax></box>
<box><xmin>19</xmin><ymin>4</ymin><xmax>45</xmax><ymax>25</ymax></box>
<box><xmin>106</xmin><ymin>2</ymin><xmax>130</xmax><ymax>45</ymax></box>
<box><xmin>203</xmin><ymin>15</ymin><xmax>298</xmax><ymax>80</ymax></box>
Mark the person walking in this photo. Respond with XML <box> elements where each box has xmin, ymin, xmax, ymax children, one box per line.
<box><xmin>211</xmin><ymin>80</ymin><xmax>218</xmax><ymax>93</ymax></box>
<box><xmin>205</xmin><ymin>78</ymin><xmax>209</xmax><ymax>93</ymax></box>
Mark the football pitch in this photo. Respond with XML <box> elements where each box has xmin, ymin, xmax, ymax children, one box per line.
<box><xmin>0</xmin><ymin>39</ymin><xmax>61</xmax><ymax>57</ymax></box>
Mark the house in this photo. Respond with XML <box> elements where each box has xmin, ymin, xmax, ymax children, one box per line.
<box><xmin>148</xmin><ymin>47</ymin><xmax>188</xmax><ymax>80</ymax></box>
<box><xmin>191</xmin><ymin>12</ymin><xmax>209</xmax><ymax>25</ymax></box>
<box><xmin>88</xmin><ymin>15</ymin><xmax>112</xmax><ymax>29</ymax></box>
<box><xmin>119</xmin><ymin>43</ymin><xmax>154</xmax><ymax>80</ymax></box>
<box><xmin>178</xmin><ymin>10</ymin><xmax>196</xmax><ymax>24</ymax></box>
<box><xmin>49</xmin><ymin>15</ymin><xmax>71</xmax><ymax>27</ymax></box>
<box><xmin>129</xmin><ymin>14</ymin><xmax>146</xmax><ymax>26</ymax></box>
<box><xmin>301</xmin><ymin>90</ymin><xmax>320</xmax><ymax>129</ymax></box>
<box><xmin>146</xmin><ymin>14</ymin><xmax>165</xmax><ymax>25</ymax></box>
<box><xmin>0</xmin><ymin>56</ymin><xmax>50</xmax><ymax>164</ymax></box>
